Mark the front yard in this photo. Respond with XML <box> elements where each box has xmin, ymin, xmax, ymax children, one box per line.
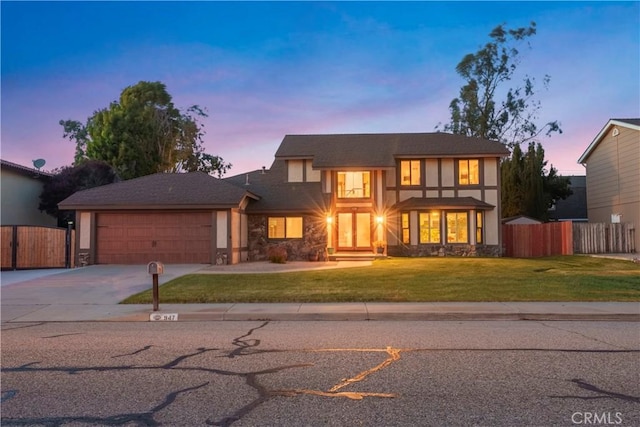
<box><xmin>122</xmin><ymin>256</ymin><xmax>640</xmax><ymax>304</ymax></box>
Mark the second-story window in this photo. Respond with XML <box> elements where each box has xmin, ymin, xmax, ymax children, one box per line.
<box><xmin>459</xmin><ymin>159</ymin><xmax>479</xmax><ymax>185</ymax></box>
<box><xmin>400</xmin><ymin>160</ymin><xmax>421</xmax><ymax>186</ymax></box>
<box><xmin>337</xmin><ymin>171</ymin><xmax>370</xmax><ymax>198</ymax></box>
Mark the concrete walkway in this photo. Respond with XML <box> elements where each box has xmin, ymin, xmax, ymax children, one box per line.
<box><xmin>1</xmin><ymin>260</ymin><xmax>638</xmax><ymax>323</ymax></box>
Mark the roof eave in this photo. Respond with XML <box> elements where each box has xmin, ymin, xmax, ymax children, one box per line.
<box><xmin>578</xmin><ymin>119</ymin><xmax>640</xmax><ymax>164</ymax></box>
<box><xmin>58</xmin><ymin>203</ymin><xmax>245</xmax><ymax>211</ymax></box>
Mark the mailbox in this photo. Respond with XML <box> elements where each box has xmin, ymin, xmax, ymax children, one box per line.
<box><xmin>147</xmin><ymin>261</ymin><xmax>164</xmax><ymax>275</ymax></box>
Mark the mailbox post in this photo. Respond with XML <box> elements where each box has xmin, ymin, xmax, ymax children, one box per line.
<box><xmin>147</xmin><ymin>261</ymin><xmax>164</xmax><ymax>311</ymax></box>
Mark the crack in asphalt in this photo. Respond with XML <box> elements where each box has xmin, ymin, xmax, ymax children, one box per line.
<box><xmin>0</xmin><ymin>322</ymin><xmax>46</xmax><ymax>331</ymax></box>
<box><xmin>549</xmin><ymin>378</ymin><xmax>640</xmax><ymax>403</ymax></box>
<box><xmin>1</xmin><ymin>383</ymin><xmax>209</xmax><ymax>426</ymax></box>
<box><xmin>227</xmin><ymin>321</ymin><xmax>269</xmax><ymax>358</ymax></box>
<box><xmin>42</xmin><ymin>333</ymin><xmax>84</xmax><ymax>339</ymax></box>
<box><xmin>538</xmin><ymin>321</ymin><xmax>630</xmax><ymax>350</ymax></box>
<box><xmin>112</xmin><ymin>345</ymin><xmax>154</xmax><ymax>358</ymax></box>
<box><xmin>2</xmin><ymin>322</ymin><xmax>399</xmax><ymax>427</ymax></box>
<box><xmin>3</xmin><ymin>321</ymin><xmax>638</xmax><ymax>426</ymax></box>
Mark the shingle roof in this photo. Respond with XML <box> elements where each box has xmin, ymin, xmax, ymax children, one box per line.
<box><xmin>1</xmin><ymin>159</ymin><xmax>52</xmax><ymax>178</ymax></box>
<box><xmin>59</xmin><ymin>172</ymin><xmax>258</xmax><ymax>210</ymax></box>
<box><xmin>225</xmin><ymin>160</ymin><xmax>328</xmax><ymax>213</ymax></box>
<box><xmin>612</xmin><ymin>118</ymin><xmax>640</xmax><ymax>127</ymax></box>
<box><xmin>276</xmin><ymin>133</ymin><xmax>509</xmax><ymax>169</ymax></box>
<box><xmin>393</xmin><ymin>197</ymin><xmax>495</xmax><ymax>210</ymax></box>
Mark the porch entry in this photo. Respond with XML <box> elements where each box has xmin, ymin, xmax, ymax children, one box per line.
<box><xmin>337</xmin><ymin>212</ymin><xmax>372</xmax><ymax>251</ymax></box>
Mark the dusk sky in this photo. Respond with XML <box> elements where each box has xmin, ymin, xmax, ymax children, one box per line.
<box><xmin>2</xmin><ymin>1</ymin><xmax>638</xmax><ymax>177</ymax></box>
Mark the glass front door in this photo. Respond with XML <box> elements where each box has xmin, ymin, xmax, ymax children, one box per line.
<box><xmin>337</xmin><ymin>212</ymin><xmax>371</xmax><ymax>250</ymax></box>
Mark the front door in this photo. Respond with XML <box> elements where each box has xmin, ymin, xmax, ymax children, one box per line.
<box><xmin>337</xmin><ymin>212</ymin><xmax>371</xmax><ymax>251</ymax></box>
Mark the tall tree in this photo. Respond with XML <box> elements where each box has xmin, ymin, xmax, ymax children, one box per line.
<box><xmin>60</xmin><ymin>81</ymin><xmax>231</xmax><ymax>180</ymax></box>
<box><xmin>441</xmin><ymin>22</ymin><xmax>561</xmax><ymax>148</ymax></box>
<box><xmin>39</xmin><ymin>160</ymin><xmax>119</xmax><ymax>225</ymax></box>
<box><xmin>440</xmin><ymin>22</ymin><xmax>570</xmax><ymax>220</ymax></box>
<box><xmin>501</xmin><ymin>142</ymin><xmax>572</xmax><ymax>221</ymax></box>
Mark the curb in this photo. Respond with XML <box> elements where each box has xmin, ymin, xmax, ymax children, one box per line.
<box><xmin>125</xmin><ymin>312</ymin><xmax>640</xmax><ymax>322</ymax></box>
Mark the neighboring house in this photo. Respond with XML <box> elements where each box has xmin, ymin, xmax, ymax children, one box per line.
<box><xmin>502</xmin><ymin>216</ymin><xmax>542</xmax><ymax>225</ymax></box>
<box><xmin>548</xmin><ymin>175</ymin><xmax>588</xmax><ymax>222</ymax></box>
<box><xmin>1</xmin><ymin>159</ymin><xmax>57</xmax><ymax>227</ymax></box>
<box><xmin>578</xmin><ymin>118</ymin><xmax>640</xmax><ymax>251</ymax></box>
<box><xmin>60</xmin><ymin>132</ymin><xmax>509</xmax><ymax>265</ymax></box>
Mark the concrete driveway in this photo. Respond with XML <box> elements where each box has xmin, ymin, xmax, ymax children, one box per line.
<box><xmin>1</xmin><ymin>265</ymin><xmax>205</xmax><ymax>321</ymax></box>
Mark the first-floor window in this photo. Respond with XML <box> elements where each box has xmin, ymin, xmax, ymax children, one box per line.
<box><xmin>419</xmin><ymin>211</ymin><xmax>441</xmax><ymax>243</ymax></box>
<box><xmin>476</xmin><ymin>212</ymin><xmax>484</xmax><ymax>244</ymax></box>
<box><xmin>446</xmin><ymin>212</ymin><xmax>468</xmax><ymax>243</ymax></box>
<box><xmin>401</xmin><ymin>213</ymin><xmax>410</xmax><ymax>244</ymax></box>
<box><xmin>268</xmin><ymin>217</ymin><xmax>303</xmax><ymax>239</ymax></box>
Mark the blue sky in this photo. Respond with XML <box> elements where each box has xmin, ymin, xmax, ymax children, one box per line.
<box><xmin>2</xmin><ymin>1</ymin><xmax>638</xmax><ymax>176</ymax></box>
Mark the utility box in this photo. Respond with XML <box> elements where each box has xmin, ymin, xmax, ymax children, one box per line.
<box><xmin>147</xmin><ymin>261</ymin><xmax>164</xmax><ymax>275</ymax></box>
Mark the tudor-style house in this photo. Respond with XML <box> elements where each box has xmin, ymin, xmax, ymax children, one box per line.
<box><xmin>227</xmin><ymin>133</ymin><xmax>509</xmax><ymax>260</ymax></box>
<box><xmin>60</xmin><ymin>132</ymin><xmax>509</xmax><ymax>265</ymax></box>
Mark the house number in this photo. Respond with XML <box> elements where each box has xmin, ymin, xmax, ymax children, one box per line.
<box><xmin>150</xmin><ymin>313</ymin><xmax>178</xmax><ymax>321</ymax></box>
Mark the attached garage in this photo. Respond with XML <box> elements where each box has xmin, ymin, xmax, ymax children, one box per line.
<box><xmin>59</xmin><ymin>172</ymin><xmax>259</xmax><ymax>265</ymax></box>
<box><xmin>96</xmin><ymin>212</ymin><xmax>212</xmax><ymax>264</ymax></box>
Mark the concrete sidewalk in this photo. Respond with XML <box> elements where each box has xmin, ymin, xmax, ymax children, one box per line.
<box><xmin>2</xmin><ymin>302</ymin><xmax>639</xmax><ymax>323</ymax></box>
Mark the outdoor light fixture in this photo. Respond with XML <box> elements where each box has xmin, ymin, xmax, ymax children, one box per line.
<box><xmin>376</xmin><ymin>216</ymin><xmax>384</xmax><ymax>224</ymax></box>
<box><xmin>326</xmin><ymin>215</ymin><xmax>333</xmax><ymax>224</ymax></box>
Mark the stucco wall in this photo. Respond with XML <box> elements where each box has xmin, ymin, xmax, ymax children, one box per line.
<box><xmin>0</xmin><ymin>168</ymin><xmax>57</xmax><ymax>226</ymax></box>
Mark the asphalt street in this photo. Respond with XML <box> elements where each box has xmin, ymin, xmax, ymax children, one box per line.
<box><xmin>2</xmin><ymin>320</ymin><xmax>638</xmax><ymax>426</ymax></box>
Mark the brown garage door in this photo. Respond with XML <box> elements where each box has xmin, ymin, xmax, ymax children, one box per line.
<box><xmin>96</xmin><ymin>212</ymin><xmax>212</xmax><ymax>264</ymax></box>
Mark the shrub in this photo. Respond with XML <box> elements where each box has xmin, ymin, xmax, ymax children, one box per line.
<box><xmin>267</xmin><ymin>246</ymin><xmax>288</xmax><ymax>264</ymax></box>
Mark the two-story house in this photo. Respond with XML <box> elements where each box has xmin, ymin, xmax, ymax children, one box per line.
<box><xmin>60</xmin><ymin>132</ymin><xmax>509</xmax><ymax>265</ymax></box>
<box><xmin>1</xmin><ymin>159</ymin><xmax>57</xmax><ymax>227</ymax></box>
<box><xmin>227</xmin><ymin>133</ymin><xmax>509</xmax><ymax>260</ymax></box>
<box><xmin>578</xmin><ymin>118</ymin><xmax>640</xmax><ymax>251</ymax></box>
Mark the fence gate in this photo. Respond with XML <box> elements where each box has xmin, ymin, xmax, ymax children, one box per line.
<box><xmin>1</xmin><ymin>225</ymin><xmax>75</xmax><ymax>270</ymax></box>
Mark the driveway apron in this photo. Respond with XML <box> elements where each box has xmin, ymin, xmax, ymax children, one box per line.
<box><xmin>1</xmin><ymin>265</ymin><xmax>204</xmax><ymax>321</ymax></box>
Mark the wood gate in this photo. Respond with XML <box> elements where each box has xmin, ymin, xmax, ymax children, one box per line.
<box><xmin>1</xmin><ymin>225</ymin><xmax>75</xmax><ymax>270</ymax></box>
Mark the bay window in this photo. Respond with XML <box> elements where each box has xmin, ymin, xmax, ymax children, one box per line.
<box><xmin>446</xmin><ymin>212</ymin><xmax>468</xmax><ymax>243</ymax></box>
<box><xmin>419</xmin><ymin>212</ymin><xmax>441</xmax><ymax>244</ymax></box>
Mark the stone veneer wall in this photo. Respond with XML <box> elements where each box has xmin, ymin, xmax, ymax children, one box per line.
<box><xmin>387</xmin><ymin>244</ymin><xmax>502</xmax><ymax>257</ymax></box>
<box><xmin>248</xmin><ymin>215</ymin><xmax>327</xmax><ymax>261</ymax></box>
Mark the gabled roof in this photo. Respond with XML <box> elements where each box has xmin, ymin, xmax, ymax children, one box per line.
<box><xmin>276</xmin><ymin>133</ymin><xmax>509</xmax><ymax>169</ymax></box>
<box><xmin>225</xmin><ymin>160</ymin><xmax>328</xmax><ymax>213</ymax></box>
<box><xmin>58</xmin><ymin>172</ymin><xmax>259</xmax><ymax>210</ymax></box>
<box><xmin>578</xmin><ymin>118</ymin><xmax>640</xmax><ymax>164</ymax></box>
<box><xmin>1</xmin><ymin>159</ymin><xmax>52</xmax><ymax>179</ymax></box>
<box><xmin>393</xmin><ymin>197</ymin><xmax>495</xmax><ymax>211</ymax></box>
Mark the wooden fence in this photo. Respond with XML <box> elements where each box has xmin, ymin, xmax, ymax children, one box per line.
<box><xmin>572</xmin><ymin>223</ymin><xmax>636</xmax><ymax>254</ymax></box>
<box><xmin>502</xmin><ymin>221</ymin><xmax>573</xmax><ymax>258</ymax></box>
<box><xmin>1</xmin><ymin>225</ymin><xmax>75</xmax><ymax>270</ymax></box>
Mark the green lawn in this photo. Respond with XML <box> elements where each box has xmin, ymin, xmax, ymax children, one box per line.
<box><xmin>121</xmin><ymin>256</ymin><xmax>640</xmax><ymax>304</ymax></box>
